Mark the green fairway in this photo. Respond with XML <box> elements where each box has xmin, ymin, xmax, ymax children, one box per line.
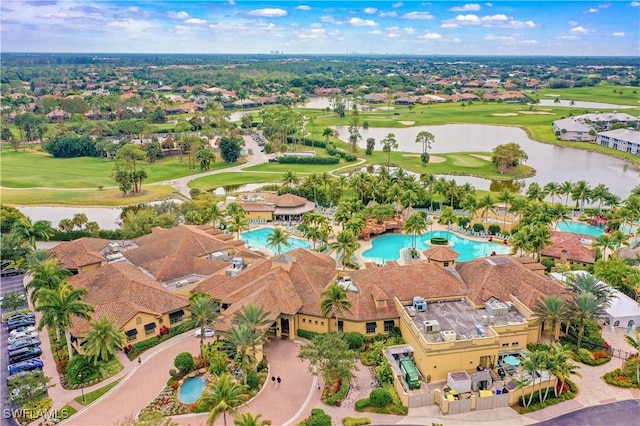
<box><xmin>243</xmin><ymin>162</ymin><xmax>343</xmax><ymax>173</ymax></box>
<box><xmin>1</xmin><ymin>185</ymin><xmax>181</xmax><ymax>206</ymax></box>
<box><xmin>189</xmin><ymin>172</ymin><xmax>282</xmax><ymax>189</ymax></box>
<box><xmin>538</xmin><ymin>84</ymin><xmax>640</xmax><ymax>106</ymax></box>
<box><xmin>0</xmin><ymin>148</ymin><xmax>238</xmax><ymax>188</ymax></box>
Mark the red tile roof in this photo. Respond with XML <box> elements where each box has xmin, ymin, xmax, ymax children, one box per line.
<box><xmin>424</xmin><ymin>246</ymin><xmax>460</xmax><ymax>262</ymax></box>
<box><xmin>49</xmin><ymin>237</ymin><xmax>110</xmax><ymax>270</ymax></box>
<box><xmin>541</xmin><ymin>232</ymin><xmax>596</xmax><ymax>264</ymax></box>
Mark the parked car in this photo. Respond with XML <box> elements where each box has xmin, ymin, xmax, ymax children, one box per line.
<box><xmin>194</xmin><ymin>328</ymin><xmax>215</xmax><ymax>338</ymax></box>
<box><xmin>6</xmin><ymin>312</ymin><xmax>35</xmax><ymax>321</ymax></box>
<box><xmin>9</xmin><ymin>325</ymin><xmax>36</xmax><ymax>336</ymax></box>
<box><xmin>7</xmin><ymin>359</ymin><xmax>43</xmax><ymax>375</ymax></box>
<box><xmin>8</xmin><ymin>331</ymin><xmax>39</xmax><ymax>344</ymax></box>
<box><xmin>1</xmin><ymin>268</ymin><xmax>26</xmax><ymax>277</ymax></box>
<box><xmin>268</xmin><ymin>157</ymin><xmax>279</xmax><ymax>163</ymax></box>
<box><xmin>7</xmin><ymin>337</ymin><xmax>40</xmax><ymax>352</ymax></box>
<box><xmin>9</xmin><ymin>346</ymin><xmax>42</xmax><ymax>363</ymax></box>
<box><xmin>7</xmin><ymin>317</ymin><xmax>36</xmax><ymax>331</ymax></box>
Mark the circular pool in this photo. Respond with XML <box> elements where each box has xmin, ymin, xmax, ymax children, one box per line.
<box><xmin>178</xmin><ymin>376</ymin><xmax>206</xmax><ymax>404</ymax></box>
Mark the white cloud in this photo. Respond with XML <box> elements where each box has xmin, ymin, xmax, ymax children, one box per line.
<box><xmin>379</xmin><ymin>11</ymin><xmax>398</xmax><ymax>17</ymax></box>
<box><xmin>320</xmin><ymin>15</ymin><xmax>342</xmax><ymax>24</ymax></box>
<box><xmin>570</xmin><ymin>26</ymin><xmax>588</xmax><ymax>34</ymax></box>
<box><xmin>631</xmin><ymin>2</ymin><xmax>640</xmax><ymax>7</ymax></box>
<box><xmin>368</xmin><ymin>30</ymin><xmax>382</xmax><ymax>35</ymax></box>
<box><xmin>420</xmin><ymin>32</ymin><xmax>442</xmax><ymax>40</ymax></box>
<box><xmin>296</xmin><ymin>5</ymin><xmax>311</xmax><ymax>11</ymax></box>
<box><xmin>484</xmin><ymin>34</ymin><xmax>515</xmax><ymax>42</ymax></box>
<box><xmin>588</xmin><ymin>8</ymin><xmax>598</xmax><ymax>12</ymax></box>
<box><xmin>568</xmin><ymin>20</ymin><xmax>578</xmax><ymax>26</ymax></box>
<box><xmin>392</xmin><ymin>2</ymin><xmax>404</xmax><ymax>8</ymax></box>
<box><xmin>450</xmin><ymin>4</ymin><xmax>482</xmax><ymax>12</ymax></box>
<box><xmin>227</xmin><ymin>0</ymin><xmax>236</xmax><ymax>5</ymax></box>
<box><xmin>522</xmin><ymin>39</ymin><xmax>538</xmax><ymax>44</ymax></box>
<box><xmin>248</xmin><ymin>8</ymin><xmax>288</xmax><ymax>18</ymax></box>
<box><xmin>558</xmin><ymin>35</ymin><xmax>579</xmax><ymax>40</ymax></box>
<box><xmin>441</xmin><ymin>13</ymin><xmax>537</xmax><ymax>28</ymax></box>
<box><xmin>388</xmin><ymin>33</ymin><xmax>399</xmax><ymax>38</ymax></box>
<box><xmin>440</xmin><ymin>23</ymin><xmax>459</xmax><ymax>28</ymax></box>
<box><xmin>485</xmin><ymin>2</ymin><xmax>493</xmax><ymax>6</ymax></box>
<box><xmin>296</xmin><ymin>27</ymin><xmax>327</xmax><ymax>40</ymax></box>
<box><xmin>185</xmin><ymin>18</ymin><xmax>206</xmax><ymax>25</ymax></box>
<box><xmin>598</xmin><ymin>3</ymin><xmax>611</xmax><ymax>8</ymax></box>
<box><xmin>168</xmin><ymin>11</ymin><xmax>190</xmax><ymax>20</ymax></box>
<box><xmin>364</xmin><ymin>8</ymin><xmax>377</xmax><ymax>14</ymax></box>
<box><xmin>403</xmin><ymin>27</ymin><xmax>415</xmax><ymax>34</ymax></box>
<box><xmin>349</xmin><ymin>17</ymin><xmax>378</xmax><ymax>27</ymax></box>
<box><xmin>613</xmin><ymin>31</ymin><xmax>624</xmax><ymax>37</ymax></box>
<box><xmin>127</xmin><ymin>7</ymin><xmax>139</xmax><ymax>12</ymax></box>
<box><xmin>401</xmin><ymin>11</ymin><xmax>435</xmax><ymax>20</ymax></box>
<box><xmin>106</xmin><ymin>19</ymin><xmax>155</xmax><ymax>37</ymax></box>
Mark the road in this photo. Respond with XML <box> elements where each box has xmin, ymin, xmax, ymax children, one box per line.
<box><xmin>1</xmin><ymin>273</ymin><xmax>29</xmax><ymax>426</ymax></box>
<box><xmin>536</xmin><ymin>399</ymin><xmax>640</xmax><ymax>426</ymax></box>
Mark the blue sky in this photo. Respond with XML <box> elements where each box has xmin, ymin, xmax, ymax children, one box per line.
<box><xmin>1</xmin><ymin>1</ymin><xmax>639</xmax><ymax>55</ymax></box>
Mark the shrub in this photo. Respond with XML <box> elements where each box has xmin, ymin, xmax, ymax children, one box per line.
<box><xmin>369</xmin><ymin>388</ymin><xmax>392</xmax><ymax>407</ymax></box>
<box><xmin>305</xmin><ymin>408</ymin><xmax>332</xmax><ymax>426</ymax></box>
<box><xmin>376</xmin><ymin>363</ymin><xmax>394</xmax><ymax>385</ymax></box>
<box><xmin>457</xmin><ymin>217</ymin><xmax>470</xmax><ymax>228</ymax></box>
<box><xmin>174</xmin><ymin>352</ymin><xmax>195</xmax><ymax>374</ymax></box>
<box><xmin>488</xmin><ymin>224</ymin><xmax>501</xmax><ymax>235</ymax></box>
<box><xmin>257</xmin><ymin>358</ymin><xmax>268</xmax><ymax>372</ymax></box>
<box><xmin>21</xmin><ymin>397</ymin><xmax>53</xmax><ymax>421</ymax></box>
<box><xmin>430</xmin><ymin>237</ymin><xmax>448</xmax><ymax>245</ymax></box>
<box><xmin>169</xmin><ymin>369</ymin><xmax>177</xmax><ymax>378</ymax></box>
<box><xmin>325</xmin><ymin>376</ymin><xmax>349</xmax><ymax>406</ymax></box>
<box><xmin>246</xmin><ymin>371</ymin><xmax>260</xmax><ymax>390</ymax></box>
<box><xmin>344</xmin><ymin>332</ymin><xmax>365</xmax><ymax>350</ymax></box>
<box><xmin>592</xmin><ymin>350</ymin><xmax>609</xmax><ymax>360</ymax></box>
<box><xmin>97</xmin><ymin>358</ymin><xmax>123</xmax><ymax>379</ymax></box>
<box><xmin>277</xmin><ymin>155</ymin><xmax>340</xmax><ymax>164</ymax></box>
<box><xmin>66</xmin><ymin>355</ymin><xmax>99</xmax><ymax>385</ymax></box>
<box><xmin>472</xmin><ymin>223</ymin><xmax>485</xmax><ymax>232</ymax></box>
<box><xmin>343</xmin><ymin>416</ymin><xmax>371</xmax><ymax>426</ymax></box>
<box><xmin>354</xmin><ymin>398</ymin><xmax>370</xmax><ymax>411</ymax></box>
<box><xmin>297</xmin><ymin>329</ymin><xmax>319</xmax><ymax>340</ymax></box>
<box><xmin>344</xmin><ymin>153</ymin><xmax>357</xmax><ymax>162</ymax></box>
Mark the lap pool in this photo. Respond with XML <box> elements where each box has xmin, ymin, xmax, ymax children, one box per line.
<box><xmin>362</xmin><ymin>230</ymin><xmax>511</xmax><ymax>263</ymax></box>
<box><xmin>241</xmin><ymin>227</ymin><xmax>312</xmax><ymax>253</ymax></box>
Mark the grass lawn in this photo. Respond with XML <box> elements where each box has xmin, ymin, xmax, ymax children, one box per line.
<box><xmin>538</xmin><ymin>84</ymin><xmax>640</xmax><ymax>106</ymax></box>
<box><xmin>0</xmin><ymin>148</ymin><xmax>238</xmax><ymax>188</ymax></box>
<box><xmin>1</xmin><ymin>185</ymin><xmax>181</xmax><ymax>206</ymax></box>
<box><xmin>243</xmin><ymin>162</ymin><xmax>347</xmax><ymax>173</ymax></box>
<box><xmin>58</xmin><ymin>404</ymin><xmax>77</xmax><ymax>420</ymax></box>
<box><xmin>189</xmin><ymin>171</ymin><xmax>283</xmax><ymax>189</ymax></box>
<box><xmin>74</xmin><ymin>379</ymin><xmax>121</xmax><ymax>406</ymax></box>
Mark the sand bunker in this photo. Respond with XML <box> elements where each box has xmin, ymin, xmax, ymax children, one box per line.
<box><xmin>429</xmin><ymin>155</ymin><xmax>446</xmax><ymax>163</ymax></box>
<box><xmin>470</xmin><ymin>154</ymin><xmax>492</xmax><ymax>162</ymax></box>
<box><xmin>518</xmin><ymin>111</ymin><xmax>554</xmax><ymax>115</ymax></box>
<box><xmin>492</xmin><ymin>113</ymin><xmax>518</xmax><ymax>117</ymax></box>
<box><xmin>398</xmin><ymin>121</ymin><xmax>415</xmax><ymax>125</ymax></box>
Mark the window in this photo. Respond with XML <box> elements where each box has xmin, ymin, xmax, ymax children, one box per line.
<box><xmin>144</xmin><ymin>323</ymin><xmax>156</xmax><ymax>336</ymax></box>
<box><xmin>126</xmin><ymin>329</ymin><xmax>138</xmax><ymax>342</ymax></box>
<box><xmin>136</xmin><ymin>317</ymin><xmax>142</xmax><ymax>325</ymax></box>
<box><xmin>169</xmin><ymin>310</ymin><xmax>184</xmax><ymax>325</ymax></box>
<box><xmin>366</xmin><ymin>322</ymin><xmax>377</xmax><ymax>334</ymax></box>
<box><xmin>320</xmin><ymin>322</ymin><xmax>324</xmax><ymax>326</ymax></box>
<box><xmin>384</xmin><ymin>320</ymin><xmax>395</xmax><ymax>332</ymax></box>
<box><xmin>511</xmin><ymin>342</ymin><xmax>519</xmax><ymax>347</ymax></box>
<box><xmin>502</xmin><ymin>343</ymin><xmax>509</xmax><ymax>348</ymax></box>
<box><xmin>443</xmin><ymin>261</ymin><xmax>450</xmax><ymax>267</ymax></box>
<box><xmin>314</xmin><ymin>320</ymin><xmax>318</xmax><ymax>325</ymax></box>
<box><xmin>302</xmin><ymin>318</ymin><xmax>306</xmax><ymax>323</ymax></box>
<box><xmin>338</xmin><ymin>320</ymin><xmax>344</xmax><ymax>332</ymax></box>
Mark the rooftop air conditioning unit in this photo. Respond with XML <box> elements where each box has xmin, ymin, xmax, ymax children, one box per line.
<box><xmin>505</xmin><ymin>301</ymin><xmax>516</xmax><ymax>311</ymax></box>
<box><xmin>413</xmin><ymin>297</ymin><xmax>427</xmax><ymax>312</ymax></box>
<box><xmin>485</xmin><ymin>300</ymin><xmax>508</xmax><ymax>316</ymax></box>
<box><xmin>475</xmin><ymin>324</ymin><xmax>486</xmax><ymax>337</ymax></box>
<box><xmin>406</xmin><ymin>306</ymin><xmax>417</xmax><ymax>317</ymax></box>
<box><xmin>175</xmin><ymin>280</ymin><xmax>189</xmax><ymax>288</ymax></box>
<box><xmin>441</xmin><ymin>330</ymin><xmax>457</xmax><ymax>342</ymax></box>
<box><xmin>231</xmin><ymin>257</ymin><xmax>244</xmax><ymax>270</ymax></box>
<box><xmin>105</xmin><ymin>253</ymin><xmax>125</xmax><ymax>263</ymax></box>
<box><xmin>226</xmin><ymin>268</ymin><xmax>241</xmax><ymax>277</ymax></box>
<box><xmin>423</xmin><ymin>320</ymin><xmax>441</xmax><ymax>333</ymax></box>
<box><xmin>108</xmin><ymin>242</ymin><xmax>120</xmax><ymax>253</ymax></box>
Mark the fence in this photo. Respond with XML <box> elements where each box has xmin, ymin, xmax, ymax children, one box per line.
<box><xmin>608</xmin><ymin>347</ymin><xmax>633</xmax><ymax>360</ymax></box>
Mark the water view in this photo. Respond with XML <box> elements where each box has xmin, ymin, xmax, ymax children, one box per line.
<box><xmin>362</xmin><ymin>230</ymin><xmax>511</xmax><ymax>263</ymax></box>
<box><xmin>241</xmin><ymin>227</ymin><xmax>312</xmax><ymax>253</ymax></box>
<box><xmin>557</xmin><ymin>221</ymin><xmax>604</xmax><ymax>237</ymax></box>
<box><xmin>334</xmin><ymin>124</ymin><xmax>639</xmax><ymax>198</ymax></box>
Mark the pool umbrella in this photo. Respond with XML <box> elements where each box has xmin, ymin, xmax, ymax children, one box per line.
<box><xmin>503</xmin><ymin>355</ymin><xmax>521</xmax><ymax>366</ymax></box>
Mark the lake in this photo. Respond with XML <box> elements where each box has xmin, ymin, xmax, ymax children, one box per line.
<box><xmin>334</xmin><ymin>124</ymin><xmax>639</xmax><ymax>198</ymax></box>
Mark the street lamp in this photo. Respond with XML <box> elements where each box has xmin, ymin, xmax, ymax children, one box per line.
<box><xmin>78</xmin><ymin>371</ymin><xmax>85</xmax><ymax>403</ymax></box>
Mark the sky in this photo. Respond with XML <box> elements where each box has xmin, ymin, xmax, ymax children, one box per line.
<box><xmin>1</xmin><ymin>1</ymin><xmax>639</xmax><ymax>56</ymax></box>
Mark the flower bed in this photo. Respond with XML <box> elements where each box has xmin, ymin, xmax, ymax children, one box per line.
<box><xmin>141</xmin><ymin>386</ymin><xmax>191</xmax><ymax>417</ymax></box>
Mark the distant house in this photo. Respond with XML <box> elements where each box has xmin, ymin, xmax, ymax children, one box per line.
<box><xmin>596</xmin><ymin>128</ymin><xmax>640</xmax><ymax>155</ymax></box>
<box><xmin>46</xmin><ymin>108</ymin><xmax>70</xmax><ymax>122</ymax></box>
<box><xmin>50</xmin><ymin>237</ymin><xmax>110</xmax><ymax>274</ymax></box>
<box><xmin>364</xmin><ymin>93</ymin><xmax>386</xmax><ymax>103</ymax></box>
<box><xmin>552</xmin><ymin>117</ymin><xmax>595</xmax><ymax>141</ymax></box>
<box><xmin>540</xmin><ymin>231</ymin><xmax>596</xmax><ymax>266</ymax></box>
<box><xmin>314</xmin><ymin>87</ymin><xmax>341</xmax><ymax>96</ymax></box>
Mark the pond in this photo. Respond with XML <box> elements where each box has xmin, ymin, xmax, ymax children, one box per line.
<box><xmin>537</xmin><ymin>99</ymin><xmax>637</xmax><ymax>109</ymax></box>
<box><xmin>334</xmin><ymin>124</ymin><xmax>639</xmax><ymax>198</ymax></box>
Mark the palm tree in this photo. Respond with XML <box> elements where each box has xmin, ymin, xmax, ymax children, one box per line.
<box><xmin>543</xmin><ymin>182</ymin><xmax>561</xmax><ymax>204</ymax></box>
<box><xmin>322</xmin><ymin>127</ymin><xmax>333</xmax><ymax>143</ymax></box>
<box><xmin>571</xmin><ymin>180</ymin><xmax>591</xmax><ymax>211</ymax></box>
<box><xmin>624</xmin><ymin>330</ymin><xmax>640</xmax><ymax>384</ymax></box>
<box><xmin>83</xmin><ymin>317</ymin><xmax>127</xmax><ymax>364</ymax></box>
<box><xmin>25</xmin><ymin>257</ymin><xmax>72</xmax><ymax>305</ymax></box>
<box><xmin>595</xmin><ymin>234</ymin><xmax>615</xmax><ymax>260</ymax></box>
<box><xmin>509</xmin><ymin>228</ymin><xmax>533</xmax><ymax>257</ymax></box>
<box><xmin>381</xmin><ymin>133</ymin><xmax>398</xmax><ymax>166</ymax></box>
<box><xmin>459</xmin><ymin>193</ymin><xmax>477</xmax><ymax>220</ymax></box>
<box><xmin>519</xmin><ymin>349</ymin><xmax>549</xmax><ymax>407</ymax></box>
<box><xmin>209</xmin><ymin>204</ymin><xmax>226</xmax><ymax>229</ymax></box>
<box><xmin>548</xmin><ymin>203</ymin><xmax>570</xmax><ymax>231</ymax></box>
<box><xmin>36</xmin><ymin>283</ymin><xmax>94</xmax><ymax>359</ymax></box>
<box><xmin>420</xmin><ymin>173</ymin><xmax>437</xmax><ymax>212</ymax></box>
<box><xmin>225</xmin><ymin>324</ymin><xmax>260</xmax><ymax>384</ymax></box>
<box><xmin>187</xmin><ymin>293</ymin><xmax>219</xmax><ymax>357</ymax></box>
<box><xmin>548</xmin><ymin>344</ymin><xmax>581</xmax><ymax>397</ymax></box>
<box><xmin>569</xmin><ymin>292</ymin><xmax>606</xmax><ymax>349</ymax></box>
<box><xmin>265</xmin><ymin>227</ymin><xmax>290</xmax><ymax>255</ymax></box>
<box><xmin>477</xmin><ymin>194</ymin><xmax>495</xmax><ymax>223</ymax></box>
<box><xmin>232</xmin><ymin>304</ymin><xmax>272</xmax><ymax>341</ymax></box>
<box><xmin>438</xmin><ymin>206</ymin><xmax>457</xmax><ymax>238</ymax></box>
<box><xmin>567</xmin><ymin>272</ymin><xmax>613</xmax><ymax>307</ymax></box>
<box><xmin>344</xmin><ymin>215</ymin><xmax>366</xmax><ymax>239</ymax></box>
<box><xmin>234</xmin><ymin>413</ymin><xmax>272</xmax><ymax>426</ymax></box>
<box><xmin>415</xmin><ymin>130</ymin><xmax>435</xmax><ymax>166</ymax></box>
<box><xmin>591</xmin><ymin>184</ymin><xmax>610</xmax><ymax>214</ymax></box>
<box><xmin>227</xmin><ymin>214</ymin><xmax>249</xmax><ymax>240</ymax></box>
<box><xmin>404</xmin><ymin>213</ymin><xmax>427</xmax><ymax>253</ymax></box>
<box><xmin>533</xmin><ymin>296</ymin><xmax>567</xmax><ymax>342</ymax></box>
<box><xmin>320</xmin><ymin>282</ymin><xmax>353</xmax><ymax>332</ymax></box>
<box><xmin>525</xmin><ymin>182</ymin><xmax>545</xmax><ymax>202</ymax></box>
<box><xmin>281</xmin><ymin>170</ymin><xmax>299</xmax><ymax>188</ymax></box>
<box><xmin>330</xmin><ymin>230</ymin><xmax>360</xmax><ymax>270</ymax></box>
<box><xmin>12</xmin><ymin>217</ymin><xmax>56</xmax><ymax>249</ymax></box>
<box><xmin>559</xmin><ymin>181</ymin><xmax>574</xmax><ymax>207</ymax></box>
<box><xmin>496</xmin><ymin>189</ymin><xmax>514</xmax><ymax>230</ymax></box>
<box><xmin>198</xmin><ymin>373</ymin><xmax>249</xmax><ymax>426</ymax></box>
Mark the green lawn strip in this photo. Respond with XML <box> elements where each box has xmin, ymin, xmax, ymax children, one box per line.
<box><xmin>189</xmin><ymin>172</ymin><xmax>283</xmax><ymax>189</ymax></box>
<box><xmin>243</xmin><ymin>162</ymin><xmax>342</xmax><ymax>173</ymax></box>
<box><xmin>74</xmin><ymin>379</ymin><xmax>121</xmax><ymax>406</ymax></box>
<box><xmin>537</xmin><ymin>84</ymin><xmax>640</xmax><ymax>105</ymax></box>
<box><xmin>1</xmin><ymin>185</ymin><xmax>180</xmax><ymax>206</ymax></box>
<box><xmin>58</xmin><ymin>404</ymin><xmax>77</xmax><ymax>420</ymax></box>
<box><xmin>0</xmin><ymin>148</ymin><xmax>239</xmax><ymax>188</ymax></box>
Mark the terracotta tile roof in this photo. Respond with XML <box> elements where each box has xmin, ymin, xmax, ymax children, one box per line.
<box><xmin>455</xmin><ymin>256</ymin><xmax>566</xmax><ymax>309</ymax></box>
<box><xmin>514</xmin><ymin>257</ymin><xmax>547</xmax><ymax>272</ymax></box>
<box><xmin>124</xmin><ymin>225</ymin><xmax>245</xmax><ymax>281</ymax></box>
<box><xmin>69</xmin><ymin>262</ymin><xmax>188</xmax><ymax>336</ymax></box>
<box><xmin>424</xmin><ymin>246</ymin><xmax>460</xmax><ymax>262</ymax></box>
<box><xmin>541</xmin><ymin>232</ymin><xmax>596</xmax><ymax>264</ymax></box>
<box><xmin>241</xmin><ymin>203</ymin><xmax>275</xmax><ymax>212</ymax></box>
<box><xmin>49</xmin><ymin>237</ymin><xmax>110</xmax><ymax>270</ymax></box>
<box><xmin>268</xmin><ymin>193</ymin><xmax>308</xmax><ymax>208</ymax></box>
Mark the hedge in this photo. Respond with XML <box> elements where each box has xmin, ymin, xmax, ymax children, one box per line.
<box><xmin>517</xmin><ymin>379</ymin><xmax>577</xmax><ymax>413</ymax></box>
<box><xmin>430</xmin><ymin>237</ymin><xmax>448</xmax><ymax>245</ymax></box>
<box><xmin>127</xmin><ymin>322</ymin><xmax>194</xmax><ymax>360</ymax></box>
<box><xmin>286</xmin><ymin>137</ymin><xmax>327</xmax><ymax>149</ymax></box>
<box><xmin>604</xmin><ymin>369</ymin><xmax>640</xmax><ymax>388</ymax></box>
<box><xmin>277</xmin><ymin>155</ymin><xmax>340</xmax><ymax>164</ymax></box>
<box><xmin>325</xmin><ymin>376</ymin><xmax>350</xmax><ymax>406</ymax></box>
<box><xmin>297</xmin><ymin>329</ymin><xmax>320</xmax><ymax>340</ymax></box>
<box><xmin>342</xmin><ymin>417</ymin><xmax>371</xmax><ymax>426</ymax></box>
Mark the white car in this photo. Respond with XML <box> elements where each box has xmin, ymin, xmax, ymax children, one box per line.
<box><xmin>194</xmin><ymin>328</ymin><xmax>215</xmax><ymax>338</ymax></box>
<box><xmin>9</xmin><ymin>326</ymin><xmax>36</xmax><ymax>337</ymax></box>
<box><xmin>8</xmin><ymin>331</ymin><xmax>39</xmax><ymax>344</ymax></box>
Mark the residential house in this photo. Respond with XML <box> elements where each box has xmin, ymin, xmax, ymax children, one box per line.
<box><xmin>552</xmin><ymin>117</ymin><xmax>595</xmax><ymax>141</ymax></box>
<box><xmin>46</xmin><ymin>108</ymin><xmax>70</xmax><ymax>122</ymax></box>
<box><xmin>596</xmin><ymin>128</ymin><xmax>640</xmax><ymax>155</ymax></box>
<box><xmin>540</xmin><ymin>231</ymin><xmax>596</xmax><ymax>266</ymax></box>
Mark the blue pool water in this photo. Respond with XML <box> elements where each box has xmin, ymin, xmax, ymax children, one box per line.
<box><xmin>557</xmin><ymin>221</ymin><xmax>604</xmax><ymax>237</ymax></box>
<box><xmin>241</xmin><ymin>227</ymin><xmax>312</xmax><ymax>253</ymax></box>
<box><xmin>362</xmin><ymin>230</ymin><xmax>511</xmax><ymax>263</ymax></box>
<box><xmin>178</xmin><ymin>376</ymin><xmax>206</xmax><ymax>404</ymax></box>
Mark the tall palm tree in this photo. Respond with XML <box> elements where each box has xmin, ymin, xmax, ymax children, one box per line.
<box><xmin>344</xmin><ymin>215</ymin><xmax>366</xmax><ymax>239</ymax></box>
<box><xmin>83</xmin><ymin>316</ymin><xmax>127</xmax><ymax>364</ymax></box>
<box><xmin>281</xmin><ymin>170</ymin><xmax>299</xmax><ymax>188</ymax></box>
<box><xmin>232</xmin><ymin>305</ymin><xmax>272</xmax><ymax>341</ymax></box>
<box><xmin>225</xmin><ymin>324</ymin><xmax>260</xmax><ymax>384</ymax></box>
<box><xmin>569</xmin><ymin>292</ymin><xmax>606</xmax><ymax>349</ymax></box>
<box><xmin>187</xmin><ymin>293</ymin><xmax>219</xmax><ymax>357</ymax></box>
<box><xmin>415</xmin><ymin>130</ymin><xmax>435</xmax><ymax>166</ymax></box>
<box><xmin>624</xmin><ymin>330</ymin><xmax>640</xmax><ymax>384</ymax></box>
<box><xmin>404</xmin><ymin>213</ymin><xmax>427</xmax><ymax>252</ymax></box>
<box><xmin>36</xmin><ymin>283</ymin><xmax>94</xmax><ymax>359</ymax></box>
<box><xmin>330</xmin><ymin>230</ymin><xmax>360</xmax><ymax>270</ymax></box>
<box><xmin>459</xmin><ymin>193</ymin><xmax>477</xmax><ymax>220</ymax></box>
<box><xmin>198</xmin><ymin>373</ymin><xmax>249</xmax><ymax>426</ymax></box>
<box><xmin>209</xmin><ymin>204</ymin><xmax>226</xmax><ymax>229</ymax></box>
<box><xmin>548</xmin><ymin>344</ymin><xmax>581</xmax><ymax>397</ymax></box>
<box><xmin>477</xmin><ymin>194</ymin><xmax>495</xmax><ymax>223</ymax></box>
<box><xmin>571</xmin><ymin>180</ymin><xmax>591</xmax><ymax>211</ymax></box>
<box><xmin>595</xmin><ymin>234</ymin><xmax>615</xmax><ymax>260</ymax></box>
<box><xmin>525</xmin><ymin>183</ymin><xmax>545</xmax><ymax>202</ymax></box>
<box><xmin>591</xmin><ymin>183</ymin><xmax>610</xmax><ymax>214</ymax></box>
<box><xmin>320</xmin><ymin>282</ymin><xmax>353</xmax><ymax>332</ymax></box>
<box><xmin>381</xmin><ymin>133</ymin><xmax>398</xmax><ymax>166</ymax></box>
<box><xmin>567</xmin><ymin>272</ymin><xmax>613</xmax><ymax>307</ymax></box>
<box><xmin>265</xmin><ymin>227</ymin><xmax>290</xmax><ymax>255</ymax></box>
<box><xmin>227</xmin><ymin>214</ymin><xmax>249</xmax><ymax>240</ymax></box>
<box><xmin>509</xmin><ymin>228</ymin><xmax>534</xmax><ymax>257</ymax></box>
<box><xmin>533</xmin><ymin>295</ymin><xmax>567</xmax><ymax>342</ymax></box>
<box><xmin>12</xmin><ymin>218</ymin><xmax>56</xmax><ymax>249</ymax></box>
<box><xmin>543</xmin><ymin>182</ymin><xmax>561</xmax><ymax>204</ymax></box>
<box><xmin>548</xmin><ymin>203</ymin><xmax>570</xmax><ymax>230</ymax></box>
<box><xmin>438</xmin><ymin>206</ymin><xmax>457</xmax><ymax>238</ymax></box>
<box><xmin>420</xmin><ymin>173</ymin><xmax>437</xmax><ymax>212</ymax></box>
<box><xmin>26</xmin><ymin>257</ymin><xmax>72</xmax><ymax>305</ymax></box>
<box><xmin>234</xmin><ymin>413</ymin><xmax>272</xmax><ymax>426</ymax></box>
<box><xmin>496</xmin><ymin>189</ymin><xmax>514</xmax><ymax>230</ymax></box>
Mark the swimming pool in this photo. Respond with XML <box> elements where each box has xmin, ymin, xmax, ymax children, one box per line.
<box><xmin>241</xmin><ymin>227</ymin><xmax>312</xmax><ymax>253</ymax></box>
<box><xmin>556</xmin><ymin>221</ymin><xmax>604</xmax><ymax>237</ymax></box>
<box><xmin>361</xmin><ymin>230</ymin><xmax>511</xmax><ymax>263</ymax></box>
<box><xmin>178</xmin><ymin>376</ymin><xmax>206</xmax><ymax>404</ymax></box>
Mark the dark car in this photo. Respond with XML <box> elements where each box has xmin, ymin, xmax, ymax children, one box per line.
<box><xmin>8</xmin><ymin>359</ymin><xmax>43</xmax><ymax>375</ymax></box>
<box><xmin>7</xmin><ymin>337</ymin><xmax>40</xmax><ymax>352</ymax></box>
<box><xmin>8</xmin><ymin>317</ymin><xmax>36</xmax><ymax>331</ymax></box>
<box><xmin>268</xmin><ymin>157</ymin><xmax>279</xmax><ymax>163</ymax></box>
<box><xmin>1</xmin><ymin>268</ymin><xmax>26</xmax><ymax>277</ymax></box>
<box><xmin>8</xmin><ymin>346</ymin><xmax>42</xmax><ymax>364</ymax></box>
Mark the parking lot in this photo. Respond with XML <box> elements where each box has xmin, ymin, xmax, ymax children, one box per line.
<box><xmin>1</xmin><ymin>273</ymin><xmax>30</xmax><ymax>426</ymax></box>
